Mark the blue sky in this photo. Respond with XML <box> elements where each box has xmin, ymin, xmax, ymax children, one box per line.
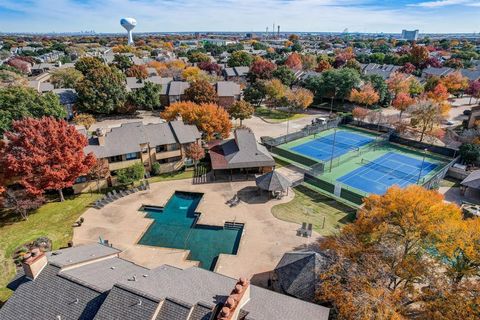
<box><xmin>0</xmin><ymin>0</ymin><xmax>478</xmax><ymax>33</ymax></box>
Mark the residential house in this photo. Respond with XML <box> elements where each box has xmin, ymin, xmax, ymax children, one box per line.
<box><xmin>161</xmin><ymin>81</ymin><xmax>191</xmax><ymax>106</ymax></box>
<box><xmin>461</xmin><ymin>68</ymin><xmax>480</xmax><ymax>82</ymax></box>
<box><xmin>208</xmin><ymin>128</ymin><xmax>275</xmax><ymax>180</ymax></box>
<box><xmin>28</xmin><ymin>80</ymin><xmax>54</xmax><ymax>93</ymax></box>
<box><xmin>360</xmin><ymin>63</ymin><xmax>402</xmax><ymax>80</ymax></box>
<box><xmin>422</xmin><ymin>66</ymin><xmax>454</xmax><ymax>78</ymax></box>
<box><xmin>125</xmin><ymin>76</ymin><xmax>173</xmax><ymax>93</ymax></box>
<box><xmin>75</xmin><ymin>121</ymin><xmax>200</xmax><ymax>193</ymax></box>
<box><xmin>223</xmin><ymin>66</ymin><xmax>249</xmax><ymax>84</ymax></box>
<box><xmin>0</xmin><ymin>244</ymin><xmax>330</xmax><ymax>320</ymax></box>
<box><xmin>216</xmin><ymin>81</ymin><xmax>241</xmax><ymax>108</ymax></box>
<box><xmin>52</xmin><ymin>88</ymin><xmax>78</xmax><ymax>120</ymax></box>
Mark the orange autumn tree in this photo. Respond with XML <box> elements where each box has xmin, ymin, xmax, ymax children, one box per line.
<box><xmin>349</xmin><ymin>83</ymin><xmax>380</xmax><ymax>108</ymax></box>
<box><xmin>284</xmin><ymin>52</ymin><xmax>303</xmax><ymax>71</ymax></box>
<box><xmin>317</xmin><ymin>185</ymin><xmax>480</xmax><ymax>320</ymax></box>
<box><xmin>392</xmin><ymin>92</ymin><xmax>415</xmax><ymax>119</ymax></box>
<box><xmin>409</xmin><ymin>98</ymin><xmax>449</xmax><ymax>141</ymax></box>
<box><xmin>352</xmin><ymin>106</ymin><xmax>369</xmax><ymax>121</ymax></box>
<box><xmin>2</xmin><ymin>117</ymin><xmax>96</xmax><ymax>201</ymax></box>
<box><xmin>386</xmin><ymin>72</ymin><xmax>410</xmax><ymax>99</ymax></box>
<box><xmin>441</xmin><ymin>71</ymin><xmax>469</xmax><ymax>96</ymax></box>
<box><xmin>286</xmin><ymin>88</ymin><xmax>314</xmax><ymax>110</ymax></box>
<box><xmin>427</xmin><ymin>83</ymin><xmax>450</xmax><ymax>103</ymax></box>
<box><xmin>161</xmin><ymin>101</ymin><xmax>231</xmax><ymax>140</ymax></box>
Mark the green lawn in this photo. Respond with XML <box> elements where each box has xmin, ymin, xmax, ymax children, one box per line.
<box><xmin>147</xmin><ymin>169</ymin><xmax>195</xmax><ymax>183</ymax></box>
<box><xmin>272</xmin><ymin>185</ymin><xmax>357</xmax><ymax>236</ymax></box>
<box><xmin>255</xmin><ymin>107</ymin><xmax>306</xmax><ymax>123</ymax></box>
<box><xmin>0</xmin><ymin>193</ymin><xmax>102</xmax><ymax>302</ymax></box>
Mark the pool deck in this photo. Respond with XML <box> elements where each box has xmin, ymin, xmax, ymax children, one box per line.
<box><xmin>73</xmin><ymin>179</ymin><xmax>318</xmax><ymax>285</ymax></box>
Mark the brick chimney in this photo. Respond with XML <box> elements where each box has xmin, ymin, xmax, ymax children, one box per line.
<box><xmin>217</xmin><ymin>278</ymin><xmax>251</xmax><ymax>320</ymax></box>
<box><xmin>22</xmin><ymin>248</ymin><xmax>48</xmax><ymax>280</ymax></box>
<box><xmin>96</xmin><ymin>128</ymin><xmax>107</xmax><ymax>146</ymax></box>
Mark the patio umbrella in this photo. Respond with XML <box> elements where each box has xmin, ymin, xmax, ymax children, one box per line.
<box><xmin>256</xmin><ymin>170</ymin><xmax>292</xmax><ymax>192</ymax></box>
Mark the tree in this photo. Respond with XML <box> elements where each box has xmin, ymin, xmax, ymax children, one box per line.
<box><xmin>6</xmin><ymin>58</ymin><xmax>31</xmax><ymax>73</ymax></box>
<box><xmin>441</xmin><ymin>72</ymin><xmax>469</xmax><ymax>96</ymax></box>
<box><xmin>286</xmin><ymin>88</ymin><xmax>314</xmax><ymax>110</ymax></box>
<box><xmin>459</xmin><ymin>143</ymin><xmax>480</xmax><ymax>165</ymax></box>
<box><xmin>305</xmin><ymin>68</ymin><xmax>361</xmax><ymax>102</ymax></box>
<box><xmin>3</xmin><ymin>188</ymin><xmax>45</xmax><ymax>220</ymax></box>
<box><xmin>185</xmin><ymin>143</ymin><xmax>205</xmax><ymax>170</ymax></box>
<box><xmin>88</xmin><ymin>159</ymin><xmax>110</xmax><ymax>192</ymax></box>
<box><xmin>228</xmin><ymin>100</ymin><xmax>254</xmax><ymax>125</ymax></box>
<box><xmin>352</xmin><ymin>106</ymin><xmax>369</xmax><ymax>121</ymax></box>
<box><xmin>301</xmin><ymin>54</ymin><xmax>317</xmax><ymax>70</ymax></box>
<box><xmin>227</xmin><ymin>51</ymin><xmax>253</xmax><ymax>67</ymax></box>
<box><xmin>386</xmin><ymin>72</ymin><xmax>410</xmax><ymax>98</ymax></box>
<box><xmin>1</xmin><ymin>117</ymin><xmax>95</xmax><ymax>201</ymax></box>
<box><xmin>126</xmin><ymin>64</ymin><xmax>148</xmax><ymax>80</ymax></box>
<box><xmin>363</xmin><ymin>74</ymin><xmax>389</xmax><ymax>105</ymax></box>
<box><xmin>116</xmin><ymin>162</ymin><xmax>145</xmax><ymax>185</ymax></box>
<box><xmin>0</xmin><ymin>69</ymin><xmax>28</xmax><ymax>88</ymax></box>
<box><xmin>248</xmin><ymin>58</ymin><xmax>277</xmax><ymax>82</ymax></box>
<box><xmin>161</xmin><ymin>102</ymin><xmax>231</xmax><ymax>140</ymax></box>
<box><xmin>75</xmin><ymin>64</ymin><xmax>127</xmax><ymax>114</ymax></box>
<box><xmin>400</xmin><ymin>62</ymin><xmax>416</xmax><ymax>74</ymax></box>
<box><xmin>315</xmin><ymin>60</ymin><xmax>332</xmax><ymax>72</ymax></box>
<box><xmin>128</xmin><ymin>82</ymin><xmax>162</xmax><ymax>110</ymax></box>
<box><xmin>73</xmin><ymin>113</ymin><xmax>96</xmax><ymax>130</ymax></box>
<box><xmin>184</xmin><ymin>79</ymin><xmax>218</xmax><ymax>104</ymax></box>
<box><xmin>409</xmin><ymin>99</ymin><xmax>448</xmax><ymax>141</ymax></box>
<box><xmin>182</xmin><ymin>66</ymin><xmax>207</xmax><ymax>82</ymax></box>
<box><xmin>50</xmin><ymin>68</ymin><xmax>83</xmax><ymax>89</ymax></box>
<box><xmin>410</xmin><ymin>44</ymin><xmax>430</xmax><ymax>68</ymax></box>
<box><xmin>272</xmin><ymin>66</ymin><xmax>296</xmax><ymax>87</ymax></box>
<box><xmin>349</xmin><ymin>83</ymin><xmax>380</xmax><ymax>107</ymax></box>
<box><xmin>75</xmin><ymin>57</ymin><xmax>104</xmax><ymax>74</ymax></box>
<box><xmin>466</xmin><ymin>80</ymin><xmax>480</xmax><ymax>105</ymax></box>
<box><xmin>392</xmin><ymin>92</ymin><xmax>415</xmax><ymax>119</ymax></box>
<box><xmin>427</xmin><ymin>83</ymin><xmax>450</xmax><ymax>103</ymax></box>
<box><xmin>0</xmin><ymin>86</ymin><xmax>66</xmax><ymax>134</ymax></box>
<box><xmin>317</xmin><ymin>185</ymin><xmax>480</xmax><ymax>320</ymax></box>
<box><xmin>111</xmin><ymin>54</ymin><xmax>133</xmax><ymax>72</ymax></box>
<box><xmin>264</xmin><ymin>78</ymin><xmax>287</xmax><ymax>107</ymax></box>
<box><xmin>187</xmin><ymin>51</ymin><xmax>211</xmax><ymax>63</ymax></box>
<box><xmin>285</xmin><ymin>52</ymin><xmax>302</xmax><ymax>70</ymax></box>
<box><xmin>243</xmin><ymin>83</ymin><xmax>266</xmax><ymax>107</ymax></box>
<box><xmin>197</xmin><ymin>61</ymin><xmax>221</xmax><ymax>75</ymax></box>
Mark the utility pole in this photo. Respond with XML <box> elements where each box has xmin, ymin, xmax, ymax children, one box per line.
<box><xmin>417</xmin><ymin>148</ymin><xmax>428</xmax><ymax>184</ymax></box>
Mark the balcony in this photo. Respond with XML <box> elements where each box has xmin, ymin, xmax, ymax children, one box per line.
<box><xmin>156</xmin><ymin>149</ymin><xmax>182</xmax><ymax>160</ymax></box>
<box><xmin>108</xmin><ymin>159</ymin><xmax>142</xmax><ymax>171</ymax></box>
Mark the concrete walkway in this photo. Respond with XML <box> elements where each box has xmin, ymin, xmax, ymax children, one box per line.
<box><xmin>73</xmin><ymin>179</ymin><xmax>319</xmax><ymax>285</ymax></box>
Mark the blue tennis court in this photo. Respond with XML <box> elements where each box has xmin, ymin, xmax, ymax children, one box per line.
<box><xmin>290</xmin><ymin>130</ymin><xmax>374</xmax><ymax>162</ymax></box>
<box><xmin>338</xmin><ymin>152</ymin><xmax>438</xmax><ymax>195</ymax></box>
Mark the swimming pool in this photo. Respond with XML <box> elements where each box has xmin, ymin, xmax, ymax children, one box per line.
<box><xmin>138</xmin><ymin>191</ymin><xmax>243</xmax><ymax>270</ymax></box>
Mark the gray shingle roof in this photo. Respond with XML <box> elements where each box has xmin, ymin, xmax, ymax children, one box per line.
<box><xmin>274</xmin><ymin>251</ymin><xmax>330</xmax><ymax>302</ymax></box>
<box><xmin>0</xmin><ymin>265</ymin><xmax>106</xmax><ymax>320</ymax></box>
<box><xmin>256</xmin><ymin>170</ymin><xmax>292</xmax><ymax>192</ymax></box>
<box><xmin>223</xmin><ymin>129</ymin><xmax>275</xmax><ymax>169</ymax></box>
<box><xmin>47</xmin><ymin>243</ymin><xmax>120</xmax><ymax>268</ymax></box>
<box><xmin>422</xmin><ymin>67</ymin><xmax>454</xmax><ymax>77</ymax></box>
<box><xmin>361</xmin><ymin>63</ymin><xmax>401</xmax><ymax>80</ymax></box>
<box><xmin>84</xmin><ymin>121</ymin><xmax>200</xmax><ymax>159</ymax></box>
<box><xmin>168</xmin><ymin>81</ymin><xmax>190</xmax><ymax>96</ymax></box>
<box><xmin>52</xmin><ymin>88</ymin><xmax>77</xmax><ymax>104</ymax></box>
<box><xmin>461</xmin><ymin>68</ymin><xmax>480</xmax><ymax>81</ymax></box>
<box><xmin>216</xmin><ymin>81</ymin><xmax>241</xmax><ymax>97</ymax></box>
<box><xmin>461</xmin><ymin>170</ymin><xmax>480</xmax><ymax>189</ymax></box>
<box><xmin>3</xmin><ymin>245</ymin><xmax>329</xmax><ymax>320</ymax></box>
<box><xmin>94</xmin><ymin>285</ymin><xmax>158</xmax><ymax>320</ymax></box>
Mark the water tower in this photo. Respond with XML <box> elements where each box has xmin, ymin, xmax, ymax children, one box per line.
<box><xmin>120</xmin><ymin>17</ymin><xmax>137</xmax><ymax>45</ymax></box>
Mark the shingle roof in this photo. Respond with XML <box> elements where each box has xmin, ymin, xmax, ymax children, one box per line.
<box><xmin>84</xmin><ymin>121</ymin><xmax>200</xmax><ymax>159</ymax></box>
<box><xmin>256</xmin><ymin>170</ymin><xmax>292</xmax><ymax>192</ymax></box>
<box><xmin>0</xmin><ymin>265</ymin><xmax>107</xmax><ymax>320</ymax></box>
<box><xmin>52</xmin><ymin>88</ymin><xmax>77</xmax><ymax>104</ymax></box>
<box><xmin>216</xmin><ymin>81</ymin><xmax>241</xmax><ymax>97</ymax></box>
<box><xmin>168</xmin><ymin>81</ymin><xmax>190</xmax><ymax>96</ymax></box>
<box><xmin>461</xmin><ymin>68</ymin><xmax>480</xmax><ymax>81</ymax></box>
<box><xmin>361</xmin><ymin>63</ymin><xmax>401</xmax><ymax>80</ymax></box>
<box><xmin>3</xmin><ymin>245</ymin><xmax>329</xmax><ymax>320</ymax></box>
<box><xmin>209</xmin><ymin>129</ymin><xmax>275</xmax><ymax>170</ymax></box>
<box><xmin>47</xmin><ymin>243</ymin><xmax>120</xmax><ymax>268</ymax></box>
<box><xmin>422</xmin><ymin>67</ymin><xmax>454</xmax><ymax>77</ymax></box>
<box><xmin>274</xmin><ymin>251</ymin><xmax>330</xmax><ymax>302</ymax></box>
<box><xmin>461</xmin><ymin>170</ymin><xmax>480</xmax><ymax>189</ymax></box>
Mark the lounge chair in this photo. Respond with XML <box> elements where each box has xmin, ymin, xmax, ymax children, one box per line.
<box><xmin>297</xmin><ymin>222</ymin><xmax>307</xmax><ymax>236</ymax></box>
<box><xmin>119</xmin><ymin>190</ymin><xmax>129</xmax><ymax>197</ymax></box>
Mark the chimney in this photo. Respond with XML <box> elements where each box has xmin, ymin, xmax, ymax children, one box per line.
<box><xmin>22</xmin><ymin>248</ymin><xmax>48</xmax><ymax>280</ymax></box>
<box><xmin>96</xmin><ymin>128</ymin><xmax>107</xmax><ymax>146</ymax></box>
<box><xmin>217</xmin><ymin>278</ymin><xmax>250</xmax><ymax>320</ymax></box>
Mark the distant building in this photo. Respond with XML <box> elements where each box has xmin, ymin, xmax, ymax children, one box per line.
<box><xmin>401</xmin><ymin>30</ymin><xmax>419</xmax><ymax>41</ymax></box>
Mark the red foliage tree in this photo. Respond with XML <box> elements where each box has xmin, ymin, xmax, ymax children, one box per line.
<box><xmin>249</xmin><ymin>58</ymin><xmax>277</xmax><ymax>80</ymax></box>
<box><xmin>197</xmin><ymin>61</ymin><xmax>221</xmax><ymax>75</ymax></box>
<box><xmin>392</xmin><ymin>92</ymin><xmax>415</xmax><ymax>119</ymax></box>
<box><xmin>2</xmin><ymin>117</ymin><xmax>96</xmax><ymax>201</ymax></box>
<box><xmin>126</xmin><ymin>64</ymin><xmax>148</xmax><ymax>80</ymax></box>
<box><xmin>400</xmin><ymin>62</ymin><xmax>416</xmax><ymax>74</ymax></box>
<box><xmin>6</xmin><ymin>58</ymin><xmax>31</xmax><ymax>73</ymax></box>
<box><xmin>285</xmin><ymin>52</ymin><xmax>302</xmax><ymax>71</ymax></box>
<box><xmin>466</xmin><ymin>80</ymin><xmax>480</xmax><ymax>104</ymax></box>
<box><xmin>185</xmin><ymin>143</ymin><xmax>205</xmax><ymax>170</ymax></box>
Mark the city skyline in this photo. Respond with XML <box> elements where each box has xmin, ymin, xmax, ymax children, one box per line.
<box><xmin>0</xmin><ymin>0</ymin><xmax>479</xmax><ymax>34</ymax></box>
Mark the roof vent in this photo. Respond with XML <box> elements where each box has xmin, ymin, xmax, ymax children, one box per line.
<box><xmin>111</xmin><ymin>266</ymin><xmax>116</xmax><ymax>270</ymax></box>
<box><xmin>128</xmin><ymin>275</ymin><xmax>137</xmax><ymax>281</ymax></box>
<box><xmin>142</xmin><ymin>274</ymin><xmax>148</xmax><ymax>277</ymax></box>
<box><xmin>137</xmin><ymin>299</ymin><xmax>142</xmax><ymax>306</ymax></box>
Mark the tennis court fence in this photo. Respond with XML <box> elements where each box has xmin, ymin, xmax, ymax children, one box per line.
<box><xmin>261</xmin><ymin>117</ymin><xmax>341</xmax><ymax>147</ymax></box>
<box><xmin>304</xmin><ymin>173</ymin><xmax>366</xmax><ymax>206</ymax></box>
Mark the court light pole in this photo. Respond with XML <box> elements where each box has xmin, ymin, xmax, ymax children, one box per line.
<box><xmin>330</xmin><ymin>87</ymin><xmax>338</xmax><ymax>116</ymax></box>
<box><xmin>329</xmin><ymin>127</ymin><xmax>337</xmax><ymax>172</ymax></box>
<box><xmin>417</xmin><ymin>148</ymin><xmax>427</xmax><ymax>184</ymax></box>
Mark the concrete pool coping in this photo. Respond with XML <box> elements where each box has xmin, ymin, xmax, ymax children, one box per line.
<box><xmin>73</xmin><ymin>179</ymin><xmax>319</xmax><ymax>284</ymax></box>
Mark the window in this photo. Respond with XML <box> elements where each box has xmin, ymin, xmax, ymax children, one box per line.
<box><xmin>156</xmin><ymin>145</ymin><xmax>167</xmax><ymax>153</ymax></box>
<box><xmin>109</xmin><ymin>155</ymin><xmax>123</xmax><ymax>163</ymax></box>
<box><xmin>168</xmin><ymin>143</ymin><xmax>180</xmax><ymax>151</ymax></box>
<box><xmin>125</xmin><ymin>152</ymin><xmax>139</xmax><ymax>160</ymax></box>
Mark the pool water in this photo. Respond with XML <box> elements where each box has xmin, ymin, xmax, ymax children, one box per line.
<box><xmin>138</xmin><ymin>192</ymin><xmax>243</xmax><ymax>270</ymax></box>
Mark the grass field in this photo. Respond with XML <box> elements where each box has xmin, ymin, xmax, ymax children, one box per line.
<box><xmin>0</xmin><ymin>193</ymin><xmax>102</xmax><ymax>302</ymax></box>
<box><xmin>255</xmin><ymin>107</ymin><xmax>306</xmax><ymax>123</ymax></box>
<box><xmin>272</xmin><ymin>185</ymin><xmax>356</xmax><ymax>236</ymax></box>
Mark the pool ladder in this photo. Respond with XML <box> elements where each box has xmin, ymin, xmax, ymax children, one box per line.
<box><xmin>224</xmin><ymin>221</ymin><xmax>244</xmax><ymax>230</ymax></box>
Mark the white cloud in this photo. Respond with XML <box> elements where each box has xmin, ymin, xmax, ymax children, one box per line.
<box><xmin>410</xmin><ymin>0</ymin><xmax>476</xmax><ymax>7</ymax></box>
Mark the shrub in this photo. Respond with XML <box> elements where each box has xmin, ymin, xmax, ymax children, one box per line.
<box><xmin>116</xmin><ymin>162</ymin><xmax>145</xmax><ymax>185</ymax></box>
